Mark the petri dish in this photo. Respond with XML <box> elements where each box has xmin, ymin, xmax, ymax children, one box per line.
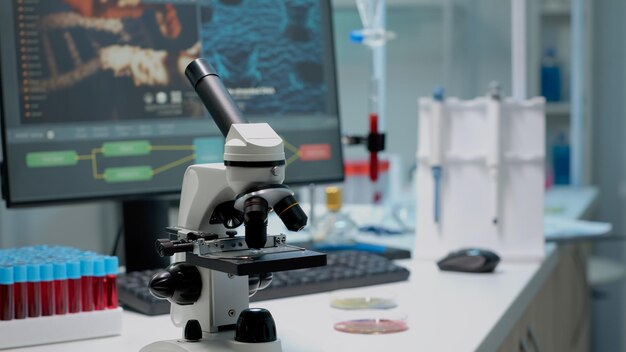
<box><xmin>334</xmin><ymin>318</ymin><xmax>409</xmax><ymax>334</ymax></box>
<box><xmin>330</xmin><ymin>296</ymin><xmax>397</xmax><ymax>310</ymax></box>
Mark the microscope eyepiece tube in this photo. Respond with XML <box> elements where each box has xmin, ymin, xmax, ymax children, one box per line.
<box><xmin>185</xmin><ymin>58</ymin><xmax>249</xmax><ymax>137</ymax></box>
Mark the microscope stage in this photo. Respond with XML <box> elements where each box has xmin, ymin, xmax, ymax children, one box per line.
<box><xmin>186</xmin><ymin>245</ymin><xmax>327</xmax><ymax>276</ymax></box>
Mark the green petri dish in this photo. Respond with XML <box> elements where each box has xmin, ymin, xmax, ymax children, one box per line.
<box><xmin>330</xmin><ymin>297</ymin><xmax>398</xmax><ymax>310</ymax></box>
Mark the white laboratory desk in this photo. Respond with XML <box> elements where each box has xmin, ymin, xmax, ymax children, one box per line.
<box><xmin>13</xmin><ymin>187</ymin><xmax>595</xmax><ymax>351</ymax></box>
<box><xmin>14</xmin><ymin>244</ymin><xmax>582</xmax><ymax>352</ymax></box>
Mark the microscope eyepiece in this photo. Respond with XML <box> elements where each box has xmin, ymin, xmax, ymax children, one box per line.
<box><xmin>274</xmin><ymin>195</ymin><xmax>308</xmax><ymax>232</ymax></box>
<box><xmin>243</xmin><ymin>196</ymin><xmax>269</xmax><ymax>249</ymax></box>
<box><xmin>185</xmin><ymin>58</ymin><xmax>248</xmax><ymax>137</ymax></box>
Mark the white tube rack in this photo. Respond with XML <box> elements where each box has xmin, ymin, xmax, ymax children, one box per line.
<box><xmin>0</xmin><ymin>307</ymin><xmax>122</xmax><ymax>350</ymax></box>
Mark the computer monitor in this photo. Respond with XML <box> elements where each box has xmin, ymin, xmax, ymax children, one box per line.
<box><xmin>0</xmin><ymin>0</ymin><xmax>344</xmax><ymax>269</ymax></box>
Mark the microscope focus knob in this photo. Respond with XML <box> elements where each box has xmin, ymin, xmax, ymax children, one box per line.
<box><xmin>149</xmin><ymin>263</ymin><xmax>202</xmax><ymax>305</ymax></box>
<box><xmin>234</xmin><ymin>308</ymin><xmax>278</xmax><ymax>343</ymax></box>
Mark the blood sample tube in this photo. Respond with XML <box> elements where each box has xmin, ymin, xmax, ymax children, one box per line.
<box><xmin>93</xmin><ymin>258</ymin><xmax>106</xmax><ymax>311</ymax></box>
<box><xmin>80</xmin><ymin>258</ymin><xmax>94</xmax><ymax>312</ymax></box>
<box><xmin>0</xmin><ymin>266</ymin><xmax>14</xmax><ymax>321</ymax></box>
<box><xmin>13</xmin><ymin>265</ymin><xmax>27</xmax><ymax>319</ymax></box>
<box><xmin>104</xmin><ymin>256</ymin><xmax>118</xmax><ymax>309</ymax></box>
<box><xmin>40</xmin><ymin>263</ymin><xmax>55</xmax><ymax>316</ymax></box>
<box><xmin>67</xmin><ymin>261</ymin><xmax>82</xmax><ymax>313</ymax></box>
<box><xmin>53</xmin><ymin>262</ymin><xmax>68</xmax><ymax>315</ymax></box>
<box><xmin>27</xmin><ymin>264</ymin><xmax>42</xmax><ymax>317</ymax></box>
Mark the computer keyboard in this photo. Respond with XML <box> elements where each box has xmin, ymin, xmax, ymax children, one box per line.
<box><xmin>118</xmin><ymin>269</ymin><xmax>171</xmax><ymax>315</ymax></box>
<box><xmin>118</xmin><ymin>251</ymin><xmax>410</xmax><ymax>315</ymax></box>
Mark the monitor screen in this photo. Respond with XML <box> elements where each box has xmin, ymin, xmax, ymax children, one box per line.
<box><xmin>0</xmin><ymin>0</ymin><xmax>344</xmax><ymax>207</ymax></box>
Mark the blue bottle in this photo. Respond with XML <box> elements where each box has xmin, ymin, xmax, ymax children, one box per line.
<box><xmin>541</xmin><ymin>48</ymin><xmax>562</xmax><ymax>102</ymax></box>
<box><xmin>552</xmin><ymin>133</ymin><xmax>571</xmax><ymax>185</ymax></box>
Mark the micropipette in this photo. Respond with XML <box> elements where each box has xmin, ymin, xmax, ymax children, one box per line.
<box><xmin>430</xmin><ymin>88</ymin><xmax>445</xmax><ymax>224</ymax></box>
<box><xmin>486</xmin><ymin>82</ymin><xmax>503</xmax><ymax>232</ymax></box>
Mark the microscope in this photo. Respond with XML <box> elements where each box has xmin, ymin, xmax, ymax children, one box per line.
<box><xmin>141</xmin><ymin>59</ymin><xmax>326</xmax><ymax>352</ymax></box>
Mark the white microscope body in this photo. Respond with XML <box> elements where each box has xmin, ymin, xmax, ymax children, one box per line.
<box><xmin>141</xmin><ymin>59</ymin><xmax>324</xmax><ymax>352</ymax></box>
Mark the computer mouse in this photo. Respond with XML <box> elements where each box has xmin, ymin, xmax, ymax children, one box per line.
<box><xmin>436</xmin><ymin>248</ymin><xmax>500</xmax><ymax>273</ymax></box>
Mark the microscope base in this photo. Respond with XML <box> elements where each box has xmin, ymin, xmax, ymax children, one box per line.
<box><xmin>140</xmin><ymin>334</ymin><xmax>282</xmax><ymax>352</ymax></box>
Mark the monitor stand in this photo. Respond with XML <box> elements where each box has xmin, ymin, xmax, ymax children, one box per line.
<box><xmin>122</xmin><ymin>199</ymin><xmax>171</xmax><ymax>272</ymax></box>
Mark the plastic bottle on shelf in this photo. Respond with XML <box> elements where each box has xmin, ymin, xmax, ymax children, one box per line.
<box><xmin>541</xmin><ymin>48</ymin><xmax>562</xmax><ymax>102</ymax></box>
<box><xmin>552</xmin><ymin>132</ymin><xmax>571</xmax><ymax>185</ymax></box>
<box><xmin>311</xmin><ymin>187</ymin><xmax>359</xmax><ymax>244</ymax></box>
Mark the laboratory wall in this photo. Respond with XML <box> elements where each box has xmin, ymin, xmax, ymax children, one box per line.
<box><xmin>0</xmin><ymin>0</ymin><xmax>516</xmax><ymax>259</ymax></box>
<box><xmin>333</xmin><ymin>0</ymin><xmax>512</xmax><ymax>180</ymax></box>
<box><xmin>591</xmin><ymin>0</ymin><xmax>626</xmax><ymax>350</ymax></box>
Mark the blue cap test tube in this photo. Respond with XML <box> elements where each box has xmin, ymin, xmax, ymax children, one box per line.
<box><xmin>67</xmin><ymin>261</ymin><xmax>82</xmax><ymax>313</ymax></box>
<box><xmin>0</xmin><ymin>266</ymin><xmax>14</xmax><ymax>321</ymax></box>
<box><xmin>27</xmin><ymin>264</ymin><xmax>42</xmax><ymax>317</ymax></box>
<box><xmin>54</xmin><ymin>262</ymin><xmax>69</xmax><ymax>315</ymax></box>
<box><xmin>80</xmin><ymin>257</ymin><xmax>94</xmax><ymax>312</ymax></box>
<box><xmin>104</xmin><ymin>256</ymin><xmax>119</xmax><ymax>309</ymax></box>
<box><xmin>13</xmin><ymin>265</ymin><xmax>27</xmax><ymax>319</ymax></box>
<box><xmin>93</xmin><ymin>258</ymin><xmax>106</xmax><ymax>311</ymax></box>
<box><xmin>40</xmin><ymin>263</ymin><xmax>55</xmax><ymax>316</ymax></box>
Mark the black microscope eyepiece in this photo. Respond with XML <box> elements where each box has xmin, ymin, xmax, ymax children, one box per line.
<box><xmin>185</xmin><ymin>58</ymin><xmax>248</xmax><ymax>137</ymax></box>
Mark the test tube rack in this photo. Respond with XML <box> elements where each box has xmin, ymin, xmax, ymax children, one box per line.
<box><xmin>0</xmin><ymin>307</ymin><xmax>123</xmax><ymax>349</ymax></box>
<box><xmin>0</xmin><ymin>246</ymin><xmax>123</xmax><ymax>349</ymax></box>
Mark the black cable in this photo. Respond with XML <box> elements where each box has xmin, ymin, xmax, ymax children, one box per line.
<box><xmin>111</xmin><ymin>225</ymin><xmax>124</xmax><ymax>256</ymax></box>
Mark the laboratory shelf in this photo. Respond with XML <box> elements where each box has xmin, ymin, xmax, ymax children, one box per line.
<box><xmin>541</xmin><ymin>2</ymin><xmax>571</xmax><ymax>17</ymax></box>
<box><xmin>546</xmin><ymin>102</ymin><xmax>571</xmax><ymax>116</ymax></box>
